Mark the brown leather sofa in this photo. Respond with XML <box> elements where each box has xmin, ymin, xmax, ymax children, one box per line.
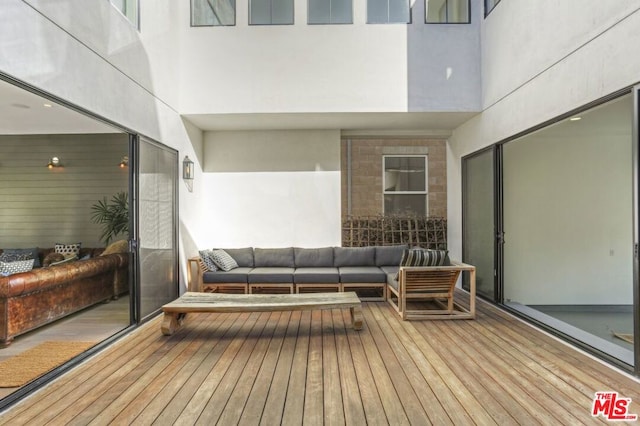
<box><xmin>0</xmin><ymin>249</ymin><xmax>129</xmax><ymax>347</ymax></box>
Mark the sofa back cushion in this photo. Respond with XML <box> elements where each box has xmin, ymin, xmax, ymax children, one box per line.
<box><xmin>254</xmin><ymin>248</ymin><xmax>295</xmax><ymax>268</ymax></box>
<box><xmin>223</xmin><ymin>248</ymin><xmax>255</xmax><ymax>268</ymax></box>
<box><xmin>333</xmin><ymin>247</ymin><xmax>376</xmax><ymax>267</ymax></box>
<box><xmin>375</xmin><ymin>245</ymin><xmax>409</xmax><ymax>266</ymax></box>
<box><xmin>294</xmin><ymin>247</ymin><xmax>334</xmax><ymax>267</ymax></box>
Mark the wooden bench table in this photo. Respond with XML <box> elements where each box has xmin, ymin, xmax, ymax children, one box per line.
<box><xmin>161</xmin><ymin>291</ymin><xmax>363</xmax><ymax>335</ymax></box>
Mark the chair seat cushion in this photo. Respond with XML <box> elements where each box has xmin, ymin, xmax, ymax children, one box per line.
<box><xmin>380</xmin><ymin>266</ymin><xmax>400</xmax><ymax>290</ymax></box>
<box><xmin>203</xmin><ymin>267</ymin><xmax>252</xmax><ymax>284</ymax></box>
<box><xmin>338</xmin><ymin>266</ymin><xmax>386</xmax><ymax>283</ymax></box>
<box><xmin>294</xmin><ymin>267</ymin><xmax>339</xmax><ymax>284</ymax></box>
<box><xmin>248</xmin><ymin>267</ymin><xmax>294</xmax><ymax>283</ymax></box>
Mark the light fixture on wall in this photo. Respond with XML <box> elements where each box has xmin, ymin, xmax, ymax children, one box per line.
<box><xmin>47</xmin><ymin>157</ymin><xmax>62</xmax><ymax>168</ymax></box>
<box><xmin>183</xmin><ymin>155</ymin><xmax>194</xmax><ymax>192</ymax></box>
<box><xmin>119</xmin><ymin>155</ymin><xmax>129</xmax><ymax>168</ymax></box>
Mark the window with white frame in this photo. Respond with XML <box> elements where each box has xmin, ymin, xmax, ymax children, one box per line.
<box><xmin>191</xmin><ymin>0</ymin><xmax>236</xmax><ymax>26</ymax></box>
<box><xmin>308</xmin><ymin>0</ymin><xmax>353</xmax><ymax>24</ymax></box>
<box><xmin>250</xmin><ymin>0</ymin><xmax>294</xmax><ymax>25</ymax></box>
<box><xmin>426</xmin><ymin>0</ymin><xmax>469</xmax><ymax>23</ymax></box>
<box><xmin>110</xmin><ymin>0</ymin><xmax>139</xmax><ymax>28</ymax></box>
<box><xmin>383</xmin><ymin>156</ymin><xmax>428</xmax><ymax>215</ymax></box>
<box><xmin>367</xmin><ymin>0</ymin><xmax>410</xmax><ymax>24</ymax></box>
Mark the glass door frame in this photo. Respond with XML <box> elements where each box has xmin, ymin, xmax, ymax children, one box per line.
<box><xmin>461</xmin><ymin>145</ymin><xmax>503</xmax><ymax>303</ymax></box>
<box><xmin>633</xmin><ymin>84</ymin><xmax>640</xmax><ymax>375</ymax></box>
<box><xmin>131</xmin><ymin>136</ymin><xmax>180</xmax><ymax>324</ymax></box>
<box><xmin>463</xmin><ymin>87</ymin><xmax>640</xmax><ymax>375</ymax></box>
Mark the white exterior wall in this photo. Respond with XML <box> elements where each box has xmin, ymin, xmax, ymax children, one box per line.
<box><xmin>178</xmin><ymin>0</ymin><xmax>481</xmax><ymax>114</ymax></box>
<box><xmin>200</xmin><ymin>130</ymin><xmax>341</xmax><ymax>248</ymax></box>
<box><xmin>0</xmin><ymin>0</ymin><xmax>200</xmax><ymax>291</ymax></box>
<box><xmin>448</xmin><ymin>2</ymin><xmax>640</xmax><ymax>261</ymax></box>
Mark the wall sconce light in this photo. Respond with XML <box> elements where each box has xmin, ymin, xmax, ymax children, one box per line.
<box><xmin>183</xmin><ymin>156</ymin><xmax>194</xmax><ymax>192</ymax></box>
<box><xmin>183</xmin><ymin>156</ymin><xmax>194</xmax><ymax>180</ymax></box>
<box><xmin>119</xmin><ymin>155</ymin><xmax>129</xmax><ymax>168</ymax></box>
<box><xmin>47</xmin><ymin>157</ymin><xmax>62</xmax><ymax>168</ymax></box>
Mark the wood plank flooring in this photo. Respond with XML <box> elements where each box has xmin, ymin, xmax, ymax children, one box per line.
<box><xmin>1</xmin><ymin>293</ymin><xmax>639</xmax><ymax>425</ymax></box>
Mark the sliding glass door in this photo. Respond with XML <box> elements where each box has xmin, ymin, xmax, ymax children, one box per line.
<box><xmin>135</xmin><ymin>138</ymin><xmax>179</xmax><ymax>321</ymax></box>
<box><xmin>463</xmin><ymin>91</ymin><xmax>638</xmax><ymax>372</ymax></box>
<box><xmin>463</xmin><ymin>147</ymin><xmax>499</xmax><ymax>301</ymax></box>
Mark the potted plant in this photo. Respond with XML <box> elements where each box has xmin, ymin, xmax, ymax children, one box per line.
<box><xmin>91</xmin><ymin>191</ymin><xmax>129</xmax><ymax>245</ymax></box>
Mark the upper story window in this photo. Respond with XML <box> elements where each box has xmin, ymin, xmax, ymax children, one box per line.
<box><xmin>110</xmin><ymin>0</ymin><xmax>139</xmax><ymax>28</ymax></box>
<box><xmin>426</xmin><ymin>0</ymin><xmax>469</xmax><ymax>23</ymax></box>
<box><xmin>367</xmin><ymin>0</ymin><xmax>410</xmax><ymax>24</ymax></box>
<box><xmin>191</xmin><ymin>0</ymin><xmax>236</xmax><ymax>26</ymax></box>
<box><xmin>485</xmin><ymin>0</ymin><xmax>501</xmax><ymax>16</ymax></box>
<box><xmin>308</xmin><ymin>0</ymin><xmax>353</xmax><ymax>24</ymax></box>
<box><xmin>250</xmin><ymin>0</ymin><xmax>294</xmax><ymax>24</ymax></box>
<box><xmin>383</xmin><ymin>155</ymin><xmax>428</xmax><ymax>215</ymax></box>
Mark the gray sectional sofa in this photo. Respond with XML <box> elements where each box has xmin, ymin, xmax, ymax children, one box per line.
<box><xmin>188</xmin><ymin>245</ymin><xmax>409</xmax><ymax>301</ymax></box>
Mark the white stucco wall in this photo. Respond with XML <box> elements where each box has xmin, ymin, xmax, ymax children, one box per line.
<box><xmin>448</xmin><ymin>3</ymin><xmax>640</xmax><ymax>264</ymax></box>
<box><xmin>0</xmin><ymin>0</ymin><xmax>200</xmax><ymax>290</ymax></box>
<box><xmin>199</xmin><ymin>130</ymin><xmax>342</xmax><ymax>248</ymax></box>
<box><xmin>178</xmin><ymin>0</ymin><xmax>481</xmax><ymax>114</ymax></box>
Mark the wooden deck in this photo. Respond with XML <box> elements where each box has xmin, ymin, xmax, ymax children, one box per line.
<box><xmin>1</xmin><ymin>293</ymin><xmax>640</xmax><ymax>425</ymax></box>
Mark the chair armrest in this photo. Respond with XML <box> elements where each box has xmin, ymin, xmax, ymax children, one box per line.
<box><xmin>187</xmin><ymin>256</ymin><xmax>208</xmax><ymax>292</ymax></box>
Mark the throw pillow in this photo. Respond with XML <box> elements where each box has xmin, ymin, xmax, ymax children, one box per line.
<box><xmin>1</xmin><ymin>248</ymin><xmax>40</xmax><ymax>268</ymax></box>
<box><xmin>209</xmin><ymin>249</ymin><xmax>238</xmax><ymax>272</ymax></box>
<box><xmin>101</xmin><ymin>239</ymin><xmax>128</xmax><ymax>256</ymax></box>
<box><xmin>395</xmin><ymin>248</ymin><xmax>449</xmax><ymax>280</ymax></box>
<box><xmin>0</xmin><ymin>259</ymin><xmax>35</xmax><ymax>276</ymax></box>
<box><xmin>198</xmin><ymin>249</ymin><xmax>218</xmax><ymax>272</ymax></box>
<box><xmin>43</xmin><ymin>252</ymin><xmax>65</xmax><ymax>267</ymax></box>
<box><xmin>55</xmin><ymin>242</ymin><xmax>81</xmax><ymax>257</ymax></box>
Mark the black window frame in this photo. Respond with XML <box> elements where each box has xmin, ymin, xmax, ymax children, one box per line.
<box><xmin>308</xmin><ymin>0</ymin><xmax>354</xmax><ymax>25</ymax></box>
<box><xmin>190</xmin><ymin>0</ymin><xmax>237</xmax><ymax>27</ymax></box>
<box><xmin>249</xmin><ymin>0</ymin><xmax>295</xmax><ymax>25</ymax></box>
<box><xmin>425</xmin><ymin>0</ymin><xmax>471</xmax><ymax>24</ymax></box>
<box><xmin>484</xmin><ymin>0</ymin><xmax>501</xmax><ymax>17</ymax></box>
<box><xmin>366</xmin><ymin>0</ymin><xmax>413</xmax><ymax>24</ymax></box>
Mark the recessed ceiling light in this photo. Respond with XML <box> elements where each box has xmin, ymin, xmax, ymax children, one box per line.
<box><xmin>43</xmin><ymin>103</ymin><xmax>52</xmax><ymax>108</ymax></box>
<box><xmin>569</xmin><ymin>116</ymin><xmax>581</xmax><ymax>121</ymax></box>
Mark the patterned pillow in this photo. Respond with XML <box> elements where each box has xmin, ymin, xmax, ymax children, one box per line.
<box><xmin>0</xmin><ymin>259</ymin><xmax>35</xmax><ymax>276</ymax></box>
<box><xmin>0</xmin><ymin>248</ymin><xmax>39</xmax><ymax>267</ymax></box>
<box><xmin>0</xmin><ymin>252</ymin><xmax>32</xmax><ymax>262</ymax></box>
<box><xmin>198</xmin><ymin>249</ymin><xmax>218</xmax><ymax>272</ymax></box>
<box><xmin>209</xmin><ymin>249</ymin><xmax>238</xmax><ymax>272</ymax></box>
<box><xmin>55</xmin><ymin>243</ymin><xmax>82</xmax><ymax>257</ymax></box>
<box><xmin>395</xmin><ymin>249</ymin><xmax>449</xmax><ymax>280</ymax></box>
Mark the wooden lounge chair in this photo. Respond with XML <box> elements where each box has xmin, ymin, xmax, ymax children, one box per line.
<box><xmin>386</xmin><ymin>261</ymin><xmax>476</xmax><ymax>320</ymax></box>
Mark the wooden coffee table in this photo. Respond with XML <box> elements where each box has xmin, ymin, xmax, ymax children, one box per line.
<box><xmin>161</xmin><ymin>291</ymin><xmax>363</xmax><ymax>335</ymax></box>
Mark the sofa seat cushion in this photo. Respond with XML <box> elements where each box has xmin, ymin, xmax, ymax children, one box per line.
<box><xmin>294</xmin><ymin>247</ymin><xmax>334</xmax><ymax>267</ymax></box>
<box><xmin>248</xmin><ymin>267</ymin><xmax>294</xmax><ymax>283</ymax></box>
<box><xmin>338</xmin><ymin>266</ymin><xmax>386</xmax><ymax>283</ymax></box>
<box><xmin>294</xmin><ymin>267</ymin><xmax>340</xmax><ymax>284</ymax></box>
<box><xmin>203</xmin><ymin>267</ymin><xmax>252</xmax><ymax>284</ymax></box>
<box><xmin>380</xmin><ymin>266</ymin><xmax>400</xmax><ymax>290</ymax></box>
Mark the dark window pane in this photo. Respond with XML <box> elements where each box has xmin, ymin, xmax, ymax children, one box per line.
<box><xmin>250</xmin><ymin>0</ymin><xmax>271</xmax><ymax>24</ymax></box>
<box><xmin>272</xmin><ymin>0</ymin><xmax>294</xmax><ymax>23</ymax></box>
<box><xmin>309</xmin><ymin>0</ymin><xmax>331</xmax><ymax>23</ymax></box>
<box><xmin>332</xmin><ymin>0</ymin><xmax>353</xmax><ymax>23</ymax></box>
<box><xmin>368</xmin><ymin>0</ymin><xmax>388</xmax><ymax>23</ymax></box>
<box><xmin>384</xmin><ymin>194</ymin><xmax>426</xmax><ymax>215</ymax></box>
<box><xmin>389</xmin><ymin>0</ymin><xmax>409</xmax><ymax>23</ymax></box>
